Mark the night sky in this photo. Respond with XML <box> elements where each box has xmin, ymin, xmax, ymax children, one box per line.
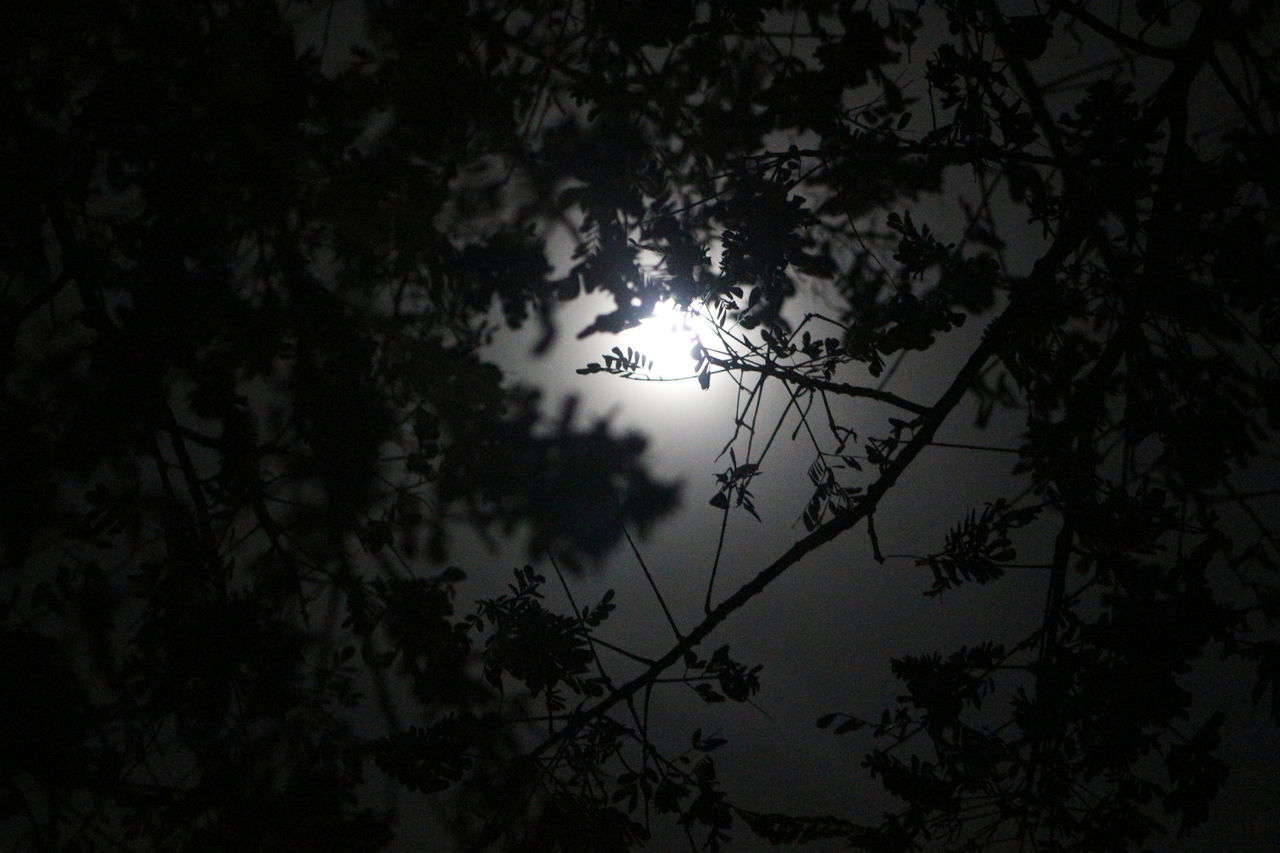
<box><xmin>5</xmin><ymin>2</ymin><xmax>1279</xmax><ymax>851</ymax></box>
<box><xmin>478</xmin><ymin>266</ymin><xmax>1280</xmax><ymax>852</ymax></box>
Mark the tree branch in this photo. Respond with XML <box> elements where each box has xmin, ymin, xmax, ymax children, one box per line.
<box><xmin>526</xmin><ymin>302</ymin><xmax>1021</xmax><ymax>764</ymax></box>
<box><xmin>1048</xmin><ymin>0</ymin><xmax>1183</xmax><ymax>61</ymax></box>
<box><xmin>706</xmin><ymin>355</ymin><xmax>930</xmax><ymax>415</ymax></box>
<box><xmin>525</xmin><ymin>187</ymin><xmax>1094</xmax><ymax>762</ymax></box>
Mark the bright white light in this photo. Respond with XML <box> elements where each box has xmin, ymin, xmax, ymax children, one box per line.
<box><xmin>617</xmin><ymin>299</ymin><xmax>707</xmax><ymax>379</ymax></box>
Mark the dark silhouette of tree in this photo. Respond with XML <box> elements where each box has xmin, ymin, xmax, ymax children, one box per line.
<box><xmin>3</xmin><ymin>1</ymin><xmax>1277</xmax><ymax>851</ymax></box>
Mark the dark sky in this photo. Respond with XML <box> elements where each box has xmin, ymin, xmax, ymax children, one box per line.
<box><xmin>8</xmin><ymin>3</ymin><xmax>1272</xmax><ymax>850</ymax></box>
<box><xmin>190</xmin><ymin>3</ymin><xmax>1280</xmax><ymax>848</ymax></box>
<box><xmin>456</xmin><ymin>7</ymin><xmax>1280</xmax><ymax>842</ymax></box>
<box><xmin>474</xmin><ymin>258</ymin><xmax>1280</xmax><ymax>851</ymax></box>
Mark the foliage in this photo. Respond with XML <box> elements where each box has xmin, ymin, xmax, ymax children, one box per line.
<box><xmin>4</xmin><ymin>1</ymin><xmax>1279</xmax><ymax>851</ymax></box>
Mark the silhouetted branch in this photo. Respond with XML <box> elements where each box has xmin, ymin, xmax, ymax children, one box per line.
<box><xmin>529</xmin><ymin>299</ymin><xmax>1025</xmax><ymax>763</ymax></box>
<box><xmin>706</xmin><ymin>354</ymin><xmax>929</xmax><ymax>415</ymax></box>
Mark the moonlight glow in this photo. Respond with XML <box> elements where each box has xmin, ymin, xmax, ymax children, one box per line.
<box><xmin>616</xmin><ymin>299</ymin><xmax>710</xmax><ymax>379</ymax></box>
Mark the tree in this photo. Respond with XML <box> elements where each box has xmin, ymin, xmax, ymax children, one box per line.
<box><xmin>3</xmin><ymin>1</ymin><xmax>1278</xmax><ymax>850</ymax></box>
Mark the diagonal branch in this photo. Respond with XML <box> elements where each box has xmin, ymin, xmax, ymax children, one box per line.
<box><xmin>1048</xmin><ymin>0</ymin><xmax>1183</xmax><ymax>61</ymax></box>
<box><xmin>525</xmin><ymin>301</ymin><xmax>1023</xmax><ymax>765</ymax></box>
<box><xmin>523</xmin><ymin>195</ymin><xmax>1091</xmax><ymax>769</ymax></box>
<box><xmin>706</xmin><ymin>354</ymin><xmax>930</xmax><ymax>415</ymax></box>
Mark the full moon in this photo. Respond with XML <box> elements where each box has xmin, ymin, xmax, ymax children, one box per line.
<box><xmin>616</xmin><ymin>299</ymin><xmax>708</xmax><ymax>380</ymax></box>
